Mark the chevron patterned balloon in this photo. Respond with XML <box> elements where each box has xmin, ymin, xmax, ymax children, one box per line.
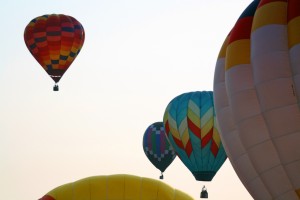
<box><xmin>163</xmin><ymin>91</ymin><xmax>227</xmax><ymax>181</ymax></box>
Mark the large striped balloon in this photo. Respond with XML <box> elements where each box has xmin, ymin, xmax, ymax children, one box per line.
<box><xmin>214</xmin><ymin>0</ymin><xmax>300</xmax><ymax>199</ymax></box>
<box><xmin>163</xmin><ymin>91</ymin><xmax>227</xmax><ymax>181</ymax></box>
<box><xmin>143</xmin><ymin>122</ymin><xmax>176</xmax><ymax>179</ymax></box>
<box><xmin>24</xmin><ymin>14</ymin><xmax>85</xmax><ymax>90</ymax></box>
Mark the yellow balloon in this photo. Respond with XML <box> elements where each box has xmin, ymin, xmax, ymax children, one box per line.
<box><xmin>39</xmin><ymin>174</ymin><xmax>193</xmax><ymax>200</ymax></box>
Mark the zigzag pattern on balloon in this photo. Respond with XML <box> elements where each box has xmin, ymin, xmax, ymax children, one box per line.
<box><xmin>164</xmin><ymin>92</ymin><xmax>221</xmax><ymax>159</ymax></box>
<box><xmin>163</xmin><ymin>91</ymin><xmax>226</xmax><ymax>181</ymax></box>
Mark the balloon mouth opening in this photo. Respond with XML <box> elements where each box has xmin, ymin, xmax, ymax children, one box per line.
<box><xmin>49</xmin><ymin>71</ymin><xmax>63</xmax><ymax>83</ymax></box>
<box><xmin>192</xmin><ymin>171</ymin><xmax>216</xmax><ymax>181</ymax></box>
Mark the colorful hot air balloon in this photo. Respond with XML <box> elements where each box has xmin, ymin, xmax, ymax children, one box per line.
<box><xmin>39</xmin><ymin>174</ymin><xmax>193</xmax><ymax>200</ymax></box>
<box><xmin>214</xmin><ymin>0</ymin><xmax>300</xmax><ymax>199</ymax></box>
<box><xmin>143</xmin><ymin>122</ymin><xmax>176</xmax><ymax>179</ymax></box>
<box><xmin>24</xmin><ymin>14</ymin><xmax>85</xmax><ymax>91</ymax></box>
<box><xmin>163</xmin><ymin>91</ymin><xmax>227</xmax><ymax>196</ymax></box>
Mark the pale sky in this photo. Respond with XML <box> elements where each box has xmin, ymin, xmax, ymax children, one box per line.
<box><xmin>0</xmin><ymin>1</ymin><xmax>254</xmax><ymax>199</ymax></box>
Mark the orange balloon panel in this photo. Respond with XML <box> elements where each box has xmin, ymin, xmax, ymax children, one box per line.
<box><xmin>24</xmin><ymin>14</ymin><xmax>85</xmax><ymax>83</ymax></box>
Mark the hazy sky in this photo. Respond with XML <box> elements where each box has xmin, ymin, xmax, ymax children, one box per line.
<box><xmin>0</xmin><ymin>1</ymin><xmax>254</xmax><ymax>199</ymax></box>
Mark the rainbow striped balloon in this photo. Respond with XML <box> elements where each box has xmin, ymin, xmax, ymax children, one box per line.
<box><xmin>163</xmin><ymin>91</ymin><xmax>227</xmax><ymax>181</ymax></box>
<box><xmin>24</xmin><ymin>14</ymin><xmax>85</xmax><ymax>90</ymax></box>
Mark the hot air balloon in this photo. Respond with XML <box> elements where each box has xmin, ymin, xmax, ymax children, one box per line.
<box><xmin>213</xmin><ymin>0</ymin><xmax>300</xmax><ymax>199</ymax></box>
<box><xmin>39</xmin><ymin>174</ymin><xmax>193</xmax><ymax>200</ymax></box>
<box><xmin>143</xmin><ymin>122</ymin><xmax>176</xmax><ymax>179</ymax></box>
<box><xmin>163</xmin><ymin>91</ymin><xmax>227</xmax><ymax>198</ymax></box>
<box><xmin>24</xmin><ymin>14</ymin><xmax>85</xmax><ymax>91</ymax></box>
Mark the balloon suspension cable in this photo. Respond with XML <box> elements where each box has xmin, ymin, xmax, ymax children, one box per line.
<box><xmin>159</xmin><ymin>172</ymin><xmax>164</xmax><ymax>180</ymax></box>
<box><xmin>53</xmin><ymin>84</ymin><xmax>59</xmax><ymax>91</ymax></box>
<box><xmin>200</xmin><ymin>185</ymin><xmax>208</xmax><ymax>199</ymax></box>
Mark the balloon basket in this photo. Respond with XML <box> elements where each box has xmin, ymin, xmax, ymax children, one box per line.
<box><xmin>159</xmin><ymin>172</ymin><xmax>164</xmax><ymax>179</ymax></box>
<box><xmin>200</xmin><ymin>185</ymin><xmax>208</xmax><ymax>198</ymax></box>
<box><xmin>53</xmin><ymin>85</ymin><xmax>59</xmax><ymax>91</ymax></box>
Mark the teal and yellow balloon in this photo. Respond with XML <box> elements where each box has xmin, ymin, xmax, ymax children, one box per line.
<box><xmin>163</xmin><ymin>91</ymin><xmax>227</xmax><ymax>182</ymax></box>
<box><xmin>143</xmin><ymin>122</ymin><xmax>176</xmax><ymax>179</ymax></box>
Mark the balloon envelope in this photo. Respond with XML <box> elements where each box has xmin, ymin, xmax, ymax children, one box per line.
<box><xmin>39</xmin><ymin>174</ymin><xmax>193</xmax><ymax>200</ymax></box>
<box><xmin>24</xmin><ymin>14</ymin><xmax>85</xmax><ymax>85</ymax></box>
<box><xmin>143</xmin><ymin>122</ymin><xmax>176</xmax><ymax>176</ymax></box>
<box><xmin>214</xmin><ymin>0</ymin><xmax>300</xmax><ymax>199</ymax></box>
<box><xmin>163</xmin><ymin>91</ymin><xmax>227</xmax><ymax>181</ymax></box>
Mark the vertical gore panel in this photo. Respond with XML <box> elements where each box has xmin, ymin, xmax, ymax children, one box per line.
<box><xmin>141</xmin><ymin>177</ymin><xmax>159</xmax><ymax>199</ymax></box>
<box><xmin>107</xmin><ymin>175</ymin><xmax>125</xmax><ymax>199</ymax></box>
<box><xmin>157</xmin><ymin>182</ymin><xmax>174</xmax><ymax>200</ymax></box>
<box><xmin>52</xmin><ymin>184</ymin><xmax>73</xmax><ymax>200</ymax></box>
<box><xmin>89</xmin><ymin>176</ymin><xmax>106</xmax><ymax>200</ymax></box>
<box><xmin>73</xmin><ymin>178</ymin><xmax>91</xmax><ymax>200</ymax></box>
<box><xmin>124</xmin><ymin>175</ymin><xmax>141</xmax><ymax>199</ymax></box>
